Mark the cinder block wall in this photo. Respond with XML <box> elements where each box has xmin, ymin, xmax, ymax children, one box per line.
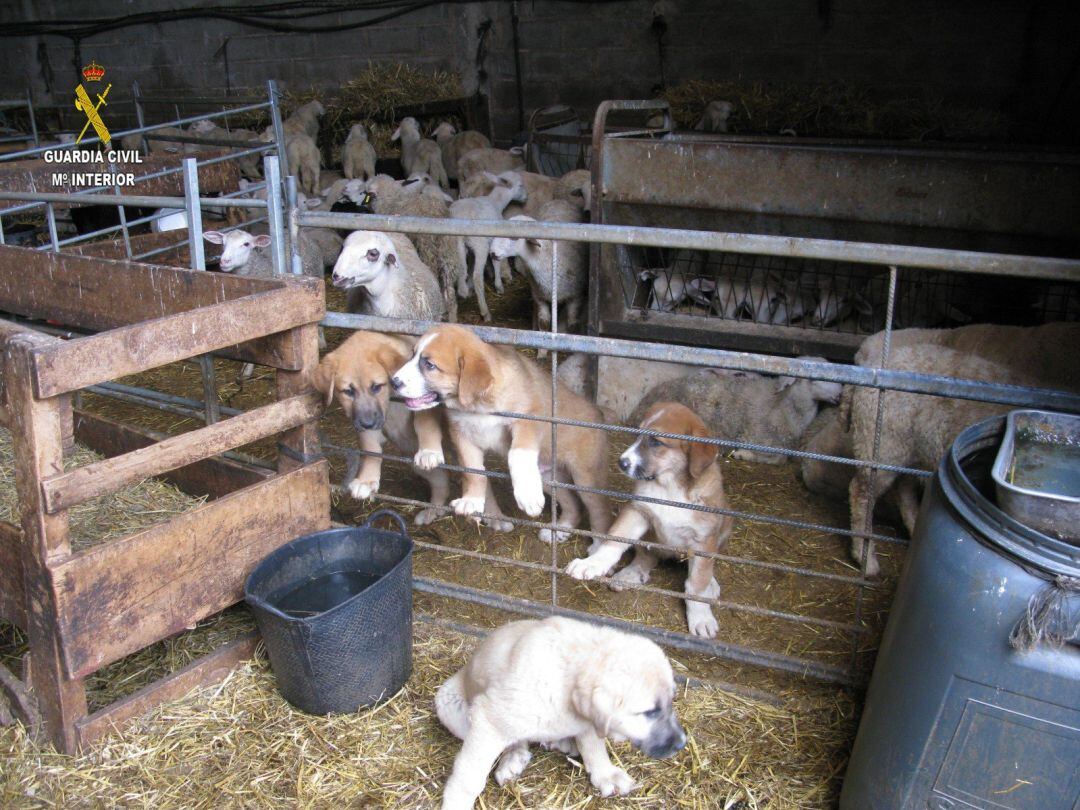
<box><xmin>2</xmin><ymin>0</ymin><xmax>1077</xmax><ymax>145</ymax></box>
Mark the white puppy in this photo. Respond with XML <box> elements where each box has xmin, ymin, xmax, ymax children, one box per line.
<box><xmin>436</xmin><ymin>616</ymin><xmax>686</xmax><ymax>810</ymax></box>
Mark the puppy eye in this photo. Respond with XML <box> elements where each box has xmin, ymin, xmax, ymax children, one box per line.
<box><xmin>343</xmin><ymin>385</ymin><xmax>357</xmax><ymax>398</ymax></box>
<box><xmin>370</xmin><ymin>382</ymin><xmax>384</xmax><ymax>394</ymax></box>
<box><xmin>647</xmin><ymin>436</ymin><xmax>662</xmax><ymax>448</ymax></box>
<box><xmin>421</xmin><ymin>357</ymin><xmax>437</xmax><ymax>371</ymax></box>
<box><xmin>366</xmin><ymin>248</ymin><xmax>380</xmax><ymax>262</ymax></box>
<box><xmin>642</xmin><ymin>707</ymin><xmax>662</xmax><ymax>719</ymax></box>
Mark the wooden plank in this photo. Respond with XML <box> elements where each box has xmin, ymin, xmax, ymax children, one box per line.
<box><xmin>73</xmin><ymin>410</ymin><xmax>272</xmax><ymax>500</ymax></box>
<box><xmin>75</xmin><ymin>632</ymin><xmax>258</xmax><ymax>748</ymax></box>
<box><xmin>30</xmin><ymin>281</ymin><xmax>324</xmax><ymax>398</ymax></box>
<box><xmin>0</xmin><ymin>520</ymin><xmax>26</xmax><ymax>629</ymax></box>
<box><xmin>0</xmin><ymin>246</ymin><xmax>286</xmax><ymax>330</ymax></box>
<box><xmin>42</xmin><ymin>392</ymin><xmax>323</xmax><ymax>513</ymax></box>
<box><xmin>51</xmin><ymin>461</ymin><xmax>329</xmax><ymax>679</ymax></box>
<box><xmin>275</xmin><ymin>323</ymin><xmax>322</xmax><ymax>475</ymax></box>
<box><xmin>66</xmin><ymin>231</ymin><xmax>192</xmax><ymax>267</ymax></box>
<box><xmin>4</xmin><ymin>331</ymin><xmax>88</xmax><ymax>752</ymax></box>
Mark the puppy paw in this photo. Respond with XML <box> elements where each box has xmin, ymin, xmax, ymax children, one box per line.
<box><xmin>414</xmin><ymin>506</ymin><xmax>442</xmax><ymax>526</ymax></box>
<box><xmin>731</xmin><ymin>449</ymin><xmax>754</xmax><ymax>462</ymax></box>
<box><xmin>590</xmin><ymin>766</ymin><xmax>637</xmax><ymax>797</ymax></box>
<box><xmin>347</xmin><ymin>478</ymin><xmax>379</xmax><ymax>500</ymax></box>
<box><xmin>687</xmin><ymin>604</ymin><xmax>720</xmax><ymax>638</ymax></box>
<box><xmin>609</xmin><ymin>565</ymin><xmax>649</xmax><ymax>592</ymax></box>
<box><xmin>451</xmin><ymin>496</ymin><xmax>485</xmax><ymax>516</ymax></box>
<box><xmin>512</xmin><ymin>480</ymin><xmax>545</xmax><ymax>517</ymax></box>
<box><xmin>565</xmin><ymin>555</ymin><xmax>612</xmax><ymax>581</ymax></box>
<box><xmin>481</xmin><ymin>515</ymin><xmax>514</xmax><ymax>533</ymax></box>
<box><xmin>494</xmin><ymin>745</ymin><xmax>532</xmax><ymax>786</ymax></box>
<box><xmin>538</xmin><ymin>526</ymin><xmax>572</xmax><ymax>544</ymax></box>
<box><xmin>413</xmin><ymin>448</ymin><xmax>444</xmax><ymax>471</ymax></box>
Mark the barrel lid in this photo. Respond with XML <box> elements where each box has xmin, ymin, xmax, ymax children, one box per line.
<box><xmin>941</xmin><ymin>416</ymin><xmax>1080</xmax><ymax>579</ymax></box>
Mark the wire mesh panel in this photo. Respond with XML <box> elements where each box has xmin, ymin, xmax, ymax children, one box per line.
<box><xmin>527</xmin><ymin>105</ymin><xmax>589</xmax><ymax>176</ymax></box>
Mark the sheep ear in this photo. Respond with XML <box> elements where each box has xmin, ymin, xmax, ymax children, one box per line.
<box><xmin>509</xmin><ymin>146</ymin><xmax>524</xmax><ymax>156</ymax></box>
<box><xmin>774</xmin><ymin>375</ymin><xmax>798</xmax><ymax>392</ymax></box>
<box><xmin>639</xmin><ymin>269</ymin><xmax>657</xmax><ymax>281</ymax></box>
<box><xmin>203</xmin><ymin>230</ymin><xmax>224</xmax><ymax>244</ymax></box>
<box><xmin>253</xmin><ymin>234</ymin><xmax>272</xmax><ymax>248</ymax></box>
<box><xmin>390</xmin><ymin>126</ymin><xmax>401</xmax><ymax>141</ymax></box>
<box><xmin>457</xmin><ymin>345</ymin><xmax>493</xmax><ymax>409</ymax></box>
<box><xmin>385</xmin><ymin>252</ymin><xmax>397</xmax><ymax>267</ymax></box>
<box><xmin>525</xmin><ymin>238</ymin><xmax>542</xmax><ymax>249</ymax></box>
<box><xmin>482</xmin><ymin>170</ymin><xmax>498</xmax><ymax>183</ymax></box>
<box><xmin>688</xmin><ymin>414</ymin><xmax>718</xmax><ymax>478</ymax></box>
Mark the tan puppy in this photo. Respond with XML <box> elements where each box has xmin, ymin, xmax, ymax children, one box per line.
<box><xmin>435</xmin><ymin>616</ymin><xmax>686</xmax><ymax>810</ymax></box>
<box><xmin>391</xmin><ymin>324</ymin><xmax>611</xmax><ymax>542</ymax></box>
<box><xmin>311</xmin><ymin>331</ymin><xmax>450</xmax><ymax>525</ymax></box>
<box><xmin>566</xmin><ymin>402</ymin><xmax>734</xmax><ymax>638</ymax></box>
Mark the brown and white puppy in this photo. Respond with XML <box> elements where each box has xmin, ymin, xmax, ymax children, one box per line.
<box><xmin>566</xmin><ymin>402</ymin><xmax>733</xmax><ymax>638</ymax></box>
<box><xmin>310</xmin><ymin>331</ymin><xmax>450</xmax><ymax>525</ymax></box>
<box><xmin>435</xmin><ymin>616</ymin><xmax>686</xmax><ymax>810</ymax></box>
<box><xmin>390</xmin><ymin>324</ymin><xmax>611</xmax><ymax>542</ymax></box>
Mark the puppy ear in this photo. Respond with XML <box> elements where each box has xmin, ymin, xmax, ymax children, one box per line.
<box><xmin>457</xmin><ymin>344</ymin><xmax>493</xmax><ymax>409</ymax></box>
<box><xmin>309</xmin><ymin>359</ymin><xmax>336</xmax><ymax>408</ymax></box>
<box><xmin>373</xmin><ymin>340</ymin><xmax>408</xmax><ymax>375</ymax></box>
<box><xmin>572</xmin><ymin>682</ymin><xmax>624</xmax><ymax>736</ymax></box>
<box><xmin>687</xmin><ymin>413</ymin><xmax>717</xmax><ymax>478</ymax></box>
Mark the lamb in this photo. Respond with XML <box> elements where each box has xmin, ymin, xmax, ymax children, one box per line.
<box><xmin>431</xmin><ymin>122</ymin><xmax>491</xmax><ymax>182</ymax></box>
<box><xmin>553</xmin><ymin>169</ymin><xmax>591</xmax><ymax>212</ymax></box>
<box><xmin>364</xmin><ymin>174</ymin><xmax>465</xmax><ymax>322</ymax></box>
<box><xmin>629</xmin><ymin>362</ymin><xmax>843</xmax><ymax>464</ymax></box>
<box><xmin>391</xmin><ymin>117</ymin><xmax>449</xmax><ymax>189</ymax></box>
<box><xmin>459</xmin><ymin>169</ymin><xmax>559</xmax><ymax>218</ymax></box>
<box><xmin>456</xmin><ymin>146</ymin><xmax>525</xmax><ymax>182</ymax></box>
<box><xmin>695</xmin><ymin>100</ymin><xmax>735</xmax><ymax>133</ymax></box>
<box><xmin>447</xmin><ymin>171</ymin><xmax>528</xmax><ymax>321</ymax></box>
<box><xmin>203</xmin><ymin>227</ymin><xmax>326</xmax><ymax>279</ymax></box>
<box><xmin>331</xmin><ymin>230</ymin><xmax>444</xmax><ymax>321</ymax></box>
<box><xmin>261</xmin><ymin>127</ymin><xmax>321</xmax><ymax>195</ymax></box>
<box><xmin>342</xmin><ymin>124</ymin><xmax>377</xmax><ymax>181</ymax></box>
<box><xmin>489</xmin><ymin>200</ymin><xmax>587</xmax><ymax>345</ymax></box>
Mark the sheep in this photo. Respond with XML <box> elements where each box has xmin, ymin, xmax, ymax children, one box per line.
<box><xmin>629</xmin><ymin>361</ymin><xmax>843</xmax><ymax>464</ymax></box>
<box><xmin>695</xmin><ymin>100</ymin><xmax>735</xmax><ymax>133</ymax></box>
<box><xmin>342</xmin><ymin>124</ymin><xmax>377</xmax><ymax>182</ymax></box>
<box><xmin>203</xmin><ymin>226</ymin><xmax>327</xmax><ymax>278</ymax></box>
<box><xmin>456</xmin><ymin>146</ymin><xmax>525</xmax><ymax>182</ymax></box>
<box><xmin>286</xmin><ymin>100</ymin><xmax>324</xmax><ymax>140</ymax></box>
<box><xmin>331</xmin><ymin>230</ymin><xmax>444</xmax><ymax>321</ymax></box>
<box><xmin>186</xmin><ymin>120</ymin><xmax>262</xmax><ymax>178</ymax></box>
<box><xmin>458</xmin><ymin>169</ymin><xmax>560</xmax><ymax>218</ymax></box>
<box><xmin>697</xmin><ymin>268</ymin><xmax>812</xmax><ymax>324</ymax></box>
<box><xmin>799</xmin><ymin>407</ymin><xmax>855</xmax><ymax>501</ymax></box>
<box><xmin>489</xmin><ymin>200</ymin><xmax>587</xmax><ymax>347</ymax></box>
<box><xmin>447</xmin><ymin>171</ymin><xmax>528</xmax><ymax>321</ymax></box>
<box><xmin>364</xmin><ymin>174</ymin><xmax>464</xmax><ymax>322</ymax></box>
<box><xmin>553</xmin><ymin>168</ymin><xmax>591</xmax><ymax>212</ymax></box>
<box><xmin>391</xmin><ymin>117</ymin><xmax>449</xmax><ymax>189</ymax></box>
<box><xmin>260</xmin><ymin>127</ymin><xmax>321</xmax><ymax>195</ymax></box>
<box><xmin>431</xmin><ymin>122</ymin><xmax>491</xmax><ymax>182</ymax></box>
<box><xmin>120</xmin><ymin>125</ymin><xmax>185</xmax><ymax>155</ymax></box>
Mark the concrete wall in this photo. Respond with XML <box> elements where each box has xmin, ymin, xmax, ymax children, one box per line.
<box><xmin>2</xmin><ymin>0</ymin><xmax>1077</xmax><ymax>145</ymax></box>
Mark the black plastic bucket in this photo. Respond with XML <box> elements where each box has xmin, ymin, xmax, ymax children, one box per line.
<box><xmin>245</xmin><ymin>510</ymin><xmax>413</xmax><ymax>715</ymax></box>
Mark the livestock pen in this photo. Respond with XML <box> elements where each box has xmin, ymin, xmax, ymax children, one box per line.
<box><xmin>0</xmin><ymin>96</ymin><xmax>1077</xmax><ymax>808</ymax></box>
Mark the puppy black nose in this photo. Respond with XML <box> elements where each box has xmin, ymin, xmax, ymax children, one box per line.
<box><xmin>618</xmin><ymin>456</ymin><xmax>631</xmax><ymax>472</ymax></box>
<box><xmin>390</xmin><ymin>375</ymin><xmax>404</xmax><ymax>391</ymax></box>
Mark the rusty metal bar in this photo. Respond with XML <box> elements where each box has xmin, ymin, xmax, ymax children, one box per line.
<box><xmin>322</xmin><ymin>312</ymin><xmax>1080</xmax><ymax>413</ymax></box>
<box><xmin>0</xmin><ymin>191</ymin><xmax>267</xmax><ymax>209</ymax></box>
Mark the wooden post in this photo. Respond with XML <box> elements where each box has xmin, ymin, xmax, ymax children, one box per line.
<box><xmin>5</xmin><ymin>332</ymin><xmax>87</xmax><ymax>752</ymax></box>
<box><xmin>275</xmin><ymin>323</ymin><xmax>322</xmax><ymax>474</ymax></box>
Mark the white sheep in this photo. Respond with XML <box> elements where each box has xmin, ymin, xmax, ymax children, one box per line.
<box><xmin>629</xmin><ymin>362</ymin><xmax>843</xmax><ymax>464</ymax></box>
<box><xmin>203</xmin><ymin>227</ymin><xmax>325</xmax><ymax>278</ymax></box>
<box><xmin>447</xmin><ymin>171</ymin><xmax>528</xmax><ymax>321</ymax></box>
<box><xmin>458</xmin><ymin>169</ymin><xmax>560</xmax><ymax>218</ymax></box>
<box><xmin>695</xmin><ymin>100</ymin><xmax>735</xmax><ymax>133</ymax></box>
<box><xmin>432</xmin><ymin>122</ymin><xmax>491</xmax><ymax>182</ymax></box>
<box><xmin>553</xmin><ymin>168</ymin><xmax>591</xmax><ymax>212</ymax></box>
<box><xmin>287</xmin><ymin>100</ymin><xmax>324</xmax><ymax>140</ymax></box>
<box><xmin>342</xmin><ymin>124</ymin><xmax>377</xmax><ymax>181</ymax></box>
<box><xmin>456</xmin><ymin>146</ymin><xmax>525</xmax><ymax>182</ymax></box>
<box><xmin>261</xmin><ymin>127</ymin><xmax>321</xmax><ymax>195</ymax></box>
<box><xmin>331</xmin><ymin>230</ymin><xmax>444</xmax><ymax>321</ymax></box>
<box><xmin>489</xmin><ymin>200</ymin><xmax>587</xmax><ymax>342</ymax></box>
<box><xmin>365</xmin><ymin>174</ymin><xmax>464</xmax><ymax>322</ymax></box>
<box><xmin>391</xmin><ymin>117</ymin><xmax>449</xmax><ymax>189</ymax></box>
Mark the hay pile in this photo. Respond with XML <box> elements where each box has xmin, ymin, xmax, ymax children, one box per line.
<box><xmin>0</xmin><ymin>429</ymin><xmax>203</xmax><ymax>553</ymax></box>
<box><xmin>662</xmin><ymin>79</ymin><xmax>1010</xmax><ymax>141</ymax></box>
<box><xmin>0</xmin><ymin>623</ymin><xmax>855</xmax><ymax>808</ymax></box>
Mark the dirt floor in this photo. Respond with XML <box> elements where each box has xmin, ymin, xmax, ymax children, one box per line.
<box><xmin>0</xmin><ymin>269</ymin><xmax>908</xmax><ymax>807</ymax></box>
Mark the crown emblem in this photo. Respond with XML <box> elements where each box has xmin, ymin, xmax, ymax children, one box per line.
<box><xmin>82</xmin><ymin>61</ymin><xmax>105</xmax><ymax>83</ymax></box>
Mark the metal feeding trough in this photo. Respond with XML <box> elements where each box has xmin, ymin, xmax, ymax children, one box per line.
<box><xmin>993</xmin><ymin>410</ymin><xmax>1080</xmax><ymax>543</ymax></box>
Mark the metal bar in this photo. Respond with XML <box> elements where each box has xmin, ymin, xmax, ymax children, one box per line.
<box><xmin>302</xmin><ymin>211</ymin><xmax>1080</xmax><ymax>281</ymax></box>
<box><xmin>132</xmin><ymin>81</ymin><xmax>150</xmax><ymax>155</ymax></box>
<box><xmin>145</xmin><ymin>133</ymin><xmax>266</xmax><ymax>150</ymax></box>
<box><xmin>135</xmin><ymin>94</ymin><xmax>267</xmax><ymax>105</ymax></box>
<box><xmin>264</xmin><ymin>156</ymin><xmax>287</xmax><ymax>276</ymax></box>
<box><xmin>285</xmin><ymin>174</ymin><xmax>302</xmax><ymax>276</ymax></box>
<box><xmin>268</xmin><ymin>80</ymin><xmax>289</xmax><ymax>180</ymax></box>
<box><xmin>27</xmin><ymin>88</ymin><xmax>39</xmax><ymax>148</ymax></box>
<box><xmin>322</xmin><ymin>312</ymin><xmax>1080</xmax><ymax>413</ymax></box>
<box><xmin>183</xmin><ymin>157</ymin><xmax>220</xmax><ymax>426</ymax></box>
<box><xmin>414</xmin><ymin>577</ymin><xmax>854</xmax><ymax>685</ymax></box>
<box><xmin>110</xmin><ymin>161</ymin><xmax>134</xmax><ymax>260</ymax></box>
<box><xmin>0</xmin><ymin>191</ymin><xmax>267</xmax><ymax>209</ymax></box>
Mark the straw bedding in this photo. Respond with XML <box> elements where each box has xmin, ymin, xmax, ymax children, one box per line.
<box><xmin>0</xmin><ymin>623</ymin><xmax>857</xmax><ymax>809</ymax></box>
